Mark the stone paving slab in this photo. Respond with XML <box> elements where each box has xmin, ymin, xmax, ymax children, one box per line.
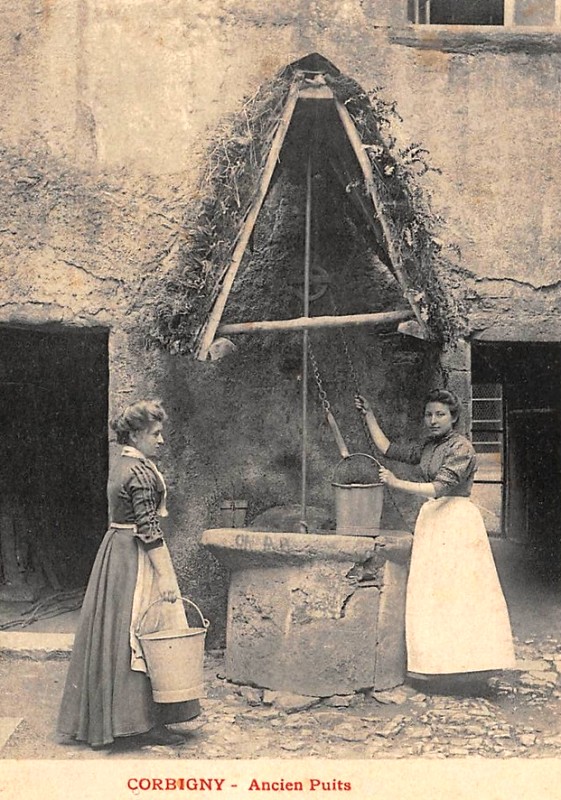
<box><xmin>515</xmin><ymin>659</ymin><xmax>552</xmax><ymax>671</ymax></box>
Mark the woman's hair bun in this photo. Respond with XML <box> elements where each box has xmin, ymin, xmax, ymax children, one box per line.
<box><xmin>111</xmin><ymin>399</ymin><xmax>167</xmax><ymax>444</ymax></box>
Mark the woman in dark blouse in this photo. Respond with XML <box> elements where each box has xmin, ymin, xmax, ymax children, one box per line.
<box><xmin>57</xmin><ymin>400</ymin><xmax>200</xmax><ymax>749</ymax></box>
<box><xmin>356</xmin><ymin>389</ymin><xmax>515</xmax><ymax>682</ymax></box>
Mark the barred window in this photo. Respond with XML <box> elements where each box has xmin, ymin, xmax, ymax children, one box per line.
<box><xmin>408</xmin><ymin>0</ymin><xmax>504</xmax><ymax>25</ymax></box>
<box><xmin>408</xmin><ymin>0</ymin><xmax>561</xmax><ymax>26</ymax></box>
<box><xmin>471</xmin><ymin>382</ymin><xmax>504</xmax><ymax>534</ymax></box>
<box><xmin>472</xmin><ymin>383</ymin><xmax>503</xmax><ymax>482</ymax></box>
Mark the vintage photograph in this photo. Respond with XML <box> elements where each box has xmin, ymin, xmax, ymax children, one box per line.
<box><xmin>1</xmin><ymin>0</ymin><xmax>561</xmax><ymax>796</ymax></box>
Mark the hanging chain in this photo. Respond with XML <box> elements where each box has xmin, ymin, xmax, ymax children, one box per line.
<box><xmin>308</xmin><ymin>339</ymin><xmax>331</xmax><ymax>415</ymax></box>
<box><xmin>331</xmin><ymin>293</ymin><xmax>362</xmax><ymax>396</ymax></box>
<box><xmin>328</xmin><ymin>289</ymin><xmax>378</xmax><ymax>454</ymax></box>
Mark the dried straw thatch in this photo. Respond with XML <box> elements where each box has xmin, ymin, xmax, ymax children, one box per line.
<box><xmin>145</xmin><ymin>54</ymin><xmax>467</xmax><ymax>355</ymax></box>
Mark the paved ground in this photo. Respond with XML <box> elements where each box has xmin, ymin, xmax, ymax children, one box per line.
<box><xmin>2</xmin><ymin>538</ymin><xmax>561</xmax><ymax>760</ymax></box>
<box><xmin>3</xmin><ymin>639</ymin><xmax>561</xmax><ymax>760</ymax></box>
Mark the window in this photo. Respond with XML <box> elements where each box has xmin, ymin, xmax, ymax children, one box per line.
<box><xmin>408</xmin><ymin>0</ymin><xmax>561</xmax><ymax>26</ymax></box>
<box><xmin>471</xmin><ymin>383</ymin><xmax>504</xmax><ymax>535</ymax></box>
<box><xmin>472</xmin><ymin>382</ymin><xmax>504</xmax><ymax>480</ymax></box>
<box><xmin>408</xmin><ymin>0</ymin><xmax>504</xmax><ymax>25</ymax></box>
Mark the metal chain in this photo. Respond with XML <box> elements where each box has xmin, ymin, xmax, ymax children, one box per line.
<box><xmin>327</xmin><ymin>289</ymin><xmax>357</xmax><ymax>382</ymax></box>
<box><xmin>308</xmin><ymin>339</ymin><xmax>331</xmax><ymax>415</ymax></box>
<box><xmin>328</xmin><ymin>290</ymin><xmax>378</xmax><ymax>454</ymax></box>
<box><xmin>332</xmin><ymin>299</ymin><xmax>362</xmax><ymax>395</ymax></box>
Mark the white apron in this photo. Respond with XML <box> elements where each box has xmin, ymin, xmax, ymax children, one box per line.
<box><xmin>129</xmin><ymin>539</ymin><xmax>188</xmax><ymax>674</ymax></box>
<box><xmin>406</xmin><ymin>496</ymin><xmax>515</xmax><ymax>675</ymax></box>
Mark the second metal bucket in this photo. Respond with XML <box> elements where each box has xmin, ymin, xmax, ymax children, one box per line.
<box><xmin>332</xmin><ymin>453</ymin><xmax>384</xmax><ymax>537</ymax></box>
<box><xmin>137</xmin><ymin>597</ymin><xmax>210</xmax><ymax>703</ymax></box>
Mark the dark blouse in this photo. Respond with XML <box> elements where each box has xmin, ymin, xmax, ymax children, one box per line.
<box><xmin>107</xmin><ymin>453</ymin><xmax>165</xmax><ymax>550</ymax></box>
<box><xmin>386</xmin><ymin>430</ymin><xmax>477</xmax><ymax>499</ymax></box>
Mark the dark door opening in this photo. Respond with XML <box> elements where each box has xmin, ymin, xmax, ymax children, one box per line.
<box><xmin>0</xmin><ymin>326</ymin><xmax>109</xmax><ymax>599</ymax></box>
<box><xmin>472</xmin><ymin>341</ymin><xmax>561</xmax><ymax>578</ymax></box>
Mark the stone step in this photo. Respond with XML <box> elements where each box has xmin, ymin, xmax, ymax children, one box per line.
<box><xmin>0</xmin><ymin>717</ymin><xmax>23</xmax><ymax>749</ymax></box>
<box><xmin>0</xmin><ymin>632</ymin><xmax>74</xmax><ymax>660</ymax></box>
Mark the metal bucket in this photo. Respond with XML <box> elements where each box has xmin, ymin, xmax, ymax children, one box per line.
<box><xmin>332</xmin><ymin>453</ymin><xmax>384</xmax><ymax>537</ymax></box>
<box><xmin>137</xmin><ymin>597</ymin><xmax>209</xmax><ymax>703</ymax></box>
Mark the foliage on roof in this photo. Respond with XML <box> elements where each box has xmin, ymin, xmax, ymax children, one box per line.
<box><xmin>145</xmin><ymin>56</ymin><xmax>467</xmax><ymax>355</ymax></box>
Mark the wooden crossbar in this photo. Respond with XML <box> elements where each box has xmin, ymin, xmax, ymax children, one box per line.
<box><xmin>218</xmin><ymin>309</ymin><xmax>414</xmax><ymax>335</ymax></box>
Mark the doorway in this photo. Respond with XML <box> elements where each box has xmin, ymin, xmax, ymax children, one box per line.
<box><xmin>0</xmin><ymin>325</ymin><xmax>109</xmax><ymax>598</ymax></box>
<box><xmin>471</xmin><ymin>341</ymin><xmax>561</xmax><ymax>577</ymax></box>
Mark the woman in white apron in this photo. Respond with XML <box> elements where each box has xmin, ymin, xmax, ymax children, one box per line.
<box><xmin>356</xmin><ymin>389</ymin><xmax>515</xmax><ymax>685</ymax></box>
<box><xmin>57</xmin><ymin>400</ymin><xmax>200</xmax><ymax>748</ymax></box>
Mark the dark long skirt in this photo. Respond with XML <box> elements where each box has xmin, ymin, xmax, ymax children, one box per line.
<box><xmin>57</xmin><ymin>527</ymin><xmax>199</xmax><ymax>747</ymax></box>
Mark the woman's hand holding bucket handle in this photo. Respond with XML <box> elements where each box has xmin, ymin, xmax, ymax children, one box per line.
<box><xmin>378</xmin><ymin>466</ymin><xmax>398</xmax><ymax>488</ymax></box>
<box><xmin>158</xmin><ymin>584</ymin><xmax>179</xmax><ymax>603</ymax></box>
<box><xmin>147</xmin><ymin>546</ymin><xmax>179</xmax><ymax>603</ymax></box>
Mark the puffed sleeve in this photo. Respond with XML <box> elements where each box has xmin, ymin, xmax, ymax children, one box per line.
<box><xmin>432</xmin><ymin>438</ymin><xmax>477</xmax><ymax>498</ymax></box>
<box><xmin>128</xmin><ymin>463</ymin><xmax>164</xmax><ymax>550</ymax></box>
<box><xmin>386</xmin><ymin>440</ymin><xmax>424</xmax><ymax>465</ymax></box>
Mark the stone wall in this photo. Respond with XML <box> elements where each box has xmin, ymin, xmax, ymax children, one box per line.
<box><xmin>3</xmin><ymin>0</ymin><xmax>559</xmax><ymax>323</ymax></box>
<box><xmin>1</xmin><ymin>0</ymin><xmax>560</xmax><ymax>638</ymax></box>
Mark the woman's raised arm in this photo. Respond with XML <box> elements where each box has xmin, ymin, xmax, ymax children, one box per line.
<box><xmin>354</xmin><ymin>395</ymin><xmax>391</xmax><ymax>455</ymax></box>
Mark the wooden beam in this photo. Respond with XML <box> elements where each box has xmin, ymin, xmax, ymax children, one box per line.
<box><xmin>329</xmin><ymin>155</ymin><xmax>395</xmax><ymax>276</ymax></box>
<box><xmin>218</xmin><ymin>309</ymin><xmax>414</xmax><ymax>335</ymax></box>
<box><xmin>195</xmin><ymin>79</ymin><xmax>302</xmax><ymax>361</ymax></box>
<box><xmin>397</xmin><ymin>319</ymin><xmax>428</xmax><ymax>340</ymax></box>
<box><xmin>334</xmin><ymin>100</ymin><xmax>429</xmax><ymax>337</ymax></box>
<box><xmin>299</xmin><ymin>84</ymin><xmax>334</xmax><ymax>101</ymax></box>
<box><xmin>326</xmin><ymin>410</ymin><xmax>350</xmax><ymax>458</ymax></box>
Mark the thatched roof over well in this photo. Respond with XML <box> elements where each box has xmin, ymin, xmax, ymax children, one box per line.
<box><xmin>144</xmin><ymin>53</ymin><xmax>467</xmax><ymax>357</ymax></box>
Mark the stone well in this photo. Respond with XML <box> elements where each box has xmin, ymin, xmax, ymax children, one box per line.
<box><xmin>201</xmin><ymin>527</ymin><xmax>412</xmax><ymax>697</ymax></box>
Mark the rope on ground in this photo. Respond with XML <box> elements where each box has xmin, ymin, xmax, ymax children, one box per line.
<box><xmin>0</xmin><ymin>588</ymin><xmax>85</xmax><ymax>631</ymax></box>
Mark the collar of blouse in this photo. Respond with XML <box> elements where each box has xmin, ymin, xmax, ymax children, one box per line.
<box><xmin>425</xmin><ymin>428</ymin><xmax>457</xmax><ymax>447</ymax></box>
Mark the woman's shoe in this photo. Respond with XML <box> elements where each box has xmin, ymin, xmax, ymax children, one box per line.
<box><xmin>141</xmin><ymin>725</ymin><xmax>185</xmax><ymax>746</ymax></box>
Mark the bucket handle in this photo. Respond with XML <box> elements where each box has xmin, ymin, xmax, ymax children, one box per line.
<box><xmin>136</xmin><ymin>596</ymin><xmax>210</xmax><ymax>636</ymax></box>
<box><xmin>332</xmin><ymin>452</ymin><xmax>382</xmax><ymax>484</ymax></box>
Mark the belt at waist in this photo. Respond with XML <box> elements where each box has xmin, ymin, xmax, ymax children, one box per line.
<box><xmin>110</xmin><ymin>523</ymin><xmax>138</xmax><ymax>533</ymax></box>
